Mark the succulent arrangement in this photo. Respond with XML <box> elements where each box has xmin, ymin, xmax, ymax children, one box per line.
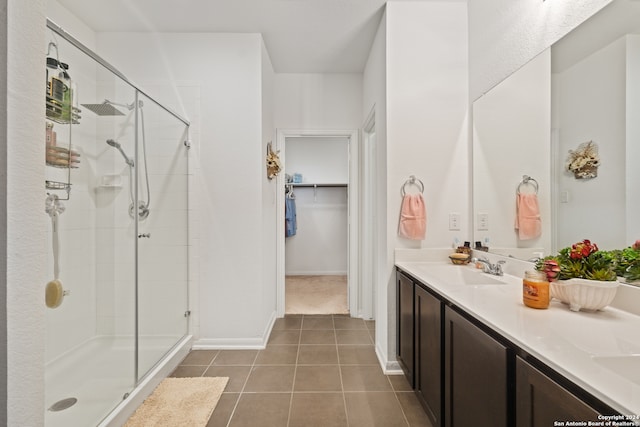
<box><xmin>536</xmin><ymin>240</ymin><xmax>617</xmax><ymax>282</ymax></box>
<box><xmin>608</xmin><ymin>240</ymin><xmax>640</xmax><ymax>283</ymax></box>
<box><xmin>536</xmin><ymin>239</ymin><xmax>640</xmax><ymax>283</ymax></box>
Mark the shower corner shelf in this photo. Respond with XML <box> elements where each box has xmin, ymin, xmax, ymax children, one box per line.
<box><xmin>46</xmin><ymin>95</ymin><xmax>81</xmax><ymax>125</ymax></box>
<box><xmin>46</xmin><ymin>180</ymin><xmax>71</xmax><ymax>191</ymax></box>
<box><xmin>46</xmin><ymin>162</ymin><xmax>79</xmax><ymax>169</ymax></box>
<box><xmin>98</xmin><ymin>174</ymin><xmax>123</xmax><ymax>188</ymax></box>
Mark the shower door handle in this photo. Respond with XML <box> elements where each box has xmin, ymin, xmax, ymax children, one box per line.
<box><xmin>138</xmin><ymin>233</ymin><xmax>151</xmax><ymax>238</ymax></box>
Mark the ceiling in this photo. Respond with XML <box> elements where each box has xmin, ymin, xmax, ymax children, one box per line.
<box><xmin>55</xmin><ymin>0</ymin><xmax>430</xmax><ymax>73</ymax></box>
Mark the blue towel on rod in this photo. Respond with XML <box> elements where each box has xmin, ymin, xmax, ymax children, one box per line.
<box><xmin>285</xmin><ymin>197</ymin><xmax>297</xmax><ymax>237</ymax></box>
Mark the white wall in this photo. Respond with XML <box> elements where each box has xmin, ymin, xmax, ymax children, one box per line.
<box><xmin>554</xmin><ymin>38</ymin><xmax>626</xmax><ymax>250</ymax></box>
<box><xmin>274</xmin><ymin>73</ymin><xmax>362</xmax><ymax>129</ymax></box>
<box><xmin>5</xmin><ymin>1</ymin><xmax>47</xmax><ymax>425</ymax></box>
<box><xmin>0</xmin><ymin>1</ymin><xmax>7</xmax><ymax>418</ymax></box>
<box><xmin>469</xmin><ymin>0</ymin><xmax>612</xmax><ymax>100</ymax></box>
<box><xmin>285</xmin><ymin>136</ymin><xmax>349</xmax><ymax>275</ymax></box>
<box><xmin>627</xmin><ymin>36</ymin><xmax>640</xmax><ymax>243</ymax></box>
<box><xmin>362</xmin><ymin>9</ymin><xmax>388</xmax><ymax>369</ymax></box>
<box><xmin>261</xmin><ymin>40</ymin><xmax>277</xmax><ymax>334</ymax></box>
<box><xmin>381</xmin><ymin>1</ymin><xmax>469</xmax><ymax>368</ymax></box>
<box><xmin>285</xmin><ymin>137</ymin><xmax>349</xmax><ymax>184</ymax></box>
<box><xmin>47</xmin><ymin>0</ymin><xmax>96</xmax><ymax>50</ymax></box>
<box><xmin>97</xmin><ymin>33</ymin><xmax>276</xmax><ymax>345</ymax></box>
<box><xmin>473</xmin><ymin>50</ymin><xmax>551</xmax><ymax>256</ymax></box>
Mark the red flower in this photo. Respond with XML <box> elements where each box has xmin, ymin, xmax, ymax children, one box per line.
<box><xmin>570</xmin><ymin>239</ymin><xmax>597</xmax><ymax>260</ymax></box>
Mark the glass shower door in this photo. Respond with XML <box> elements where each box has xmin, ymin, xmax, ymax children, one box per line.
<box><xmin>134</xmin><ymin>91</ymin><xmax>189</xmax><ymax>379</ymax></box>
<box><xmin>44</xmin><ymin>31</ymin><xmax>138</xmax><ymax>426</ymax></box>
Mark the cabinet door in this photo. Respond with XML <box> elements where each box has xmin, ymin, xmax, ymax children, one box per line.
<box><xmin>415</xmin><ymin>285</ymin><xmax>442</xmax><ymax>427</ymax></box>
<box><xmin>516</xmin><ymin>356</ymin><xmax>600</xmax><ymax>426</ymax></box>
<box><xmin>444</xmin><ymin>306</ymin><xmax>508</xmax><ymax>427</ymax></box>
<box><xmin>397</xmin><ymin>272</ymin><xmax>414</xmax><ymax>385</ymax></box>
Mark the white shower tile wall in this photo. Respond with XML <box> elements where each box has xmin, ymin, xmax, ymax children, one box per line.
<box><xmin>93</xmin><ymin>95</ymin><xmax>191</xmax><ymax>347</ymax></box>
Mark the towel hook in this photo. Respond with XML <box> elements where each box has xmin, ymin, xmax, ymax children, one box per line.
<box><xmin>517</xmin><ymin>175</ymin><xmax>538</xmax><ymax>195</ymax></box>
<box><xmin>401</xmin><ymin>175</ymin><xmax>425</xmax><ymax>196</ymax></box>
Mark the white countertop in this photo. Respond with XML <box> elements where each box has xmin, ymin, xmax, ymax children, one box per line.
<box><xmin>395</xmin><ymin>260</ymin><xmax>640</xmax><ymax>419</ymax></box>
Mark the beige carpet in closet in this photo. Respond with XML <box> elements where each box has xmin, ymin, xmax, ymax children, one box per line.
<box><xmin>285</xmin><ymin>275</ymin><xmax>349</xmax><ymax>315</ymax></box>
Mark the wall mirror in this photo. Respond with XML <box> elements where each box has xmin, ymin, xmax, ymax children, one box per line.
<box><xmin>472</xmin><ymin>0</ymin><xmax>640</xmax><ymax>260</ymax></box>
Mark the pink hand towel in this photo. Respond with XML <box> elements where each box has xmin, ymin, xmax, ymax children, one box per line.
<box><xmin>515</xmin><ymin>193</ymin><xmax>541</xmax><ymax>240</ymax></box>
<box><xmin>398</xmin><ymin>194</ymin><xmax>427</xmax><ymax>240</ymax></box>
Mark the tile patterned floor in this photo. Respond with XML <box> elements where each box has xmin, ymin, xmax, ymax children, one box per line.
<box><xmin>170</xmin><ymin>315</ymin><xmax>432</xmax><ymax>427</ymax></box>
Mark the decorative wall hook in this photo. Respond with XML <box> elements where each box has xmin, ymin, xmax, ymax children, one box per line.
<box><xmin>266</xmin><ymin>141</ymin><xmax>282</xmax><ymax>180</ymax></box>
<box><xmin>566</xmin><ymin>140</ymin><xmax>599</xmax><ymax>179</ymax></box>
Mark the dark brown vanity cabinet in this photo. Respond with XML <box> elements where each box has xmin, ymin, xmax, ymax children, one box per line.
<box><xmin>396</xmin><ymin>268</ymin><xmax>611</xmax><ymax>427</ymax></box>
<box><xmin>397</xmin><ymin>272</ymin><xmax>415</xmax><ymax>385</ymax></box>
<box><xmin>397</xmin><ymin>272</ymin><xmax>442</xmax><ymax>425</ymax></box>
<box><xmin>515</xmin><ymin>356</ymin><xmax>600</xmax><ymax>426</ymax></box>
<box><xmin>415</xmin><ymin>285</ymin><xmax>442</xmax><ymax>427</ymax></box>
<box><xmin>444</xmin><ymin>306</ymin><xmax>509</xmax><ymax>427</ymax></box>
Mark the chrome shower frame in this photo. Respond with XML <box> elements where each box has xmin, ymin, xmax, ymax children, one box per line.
<box><xmin>46</xmin><ymin>19</ymin><xmax>192</xmax><ymax>425</ymax></box>
<box><xmin>46</xmin><ymin>20</ymin><xmax>189</xmax><ymax>127</ymax></box>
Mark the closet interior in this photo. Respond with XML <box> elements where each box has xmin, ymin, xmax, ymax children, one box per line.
<box><xmin>284</xmin><ymin>136</ymin><xmax>349</xmax><ymax>314</ymax></box>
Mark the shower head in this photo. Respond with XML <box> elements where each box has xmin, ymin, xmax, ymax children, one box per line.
<box><xmin>82</xmin><ymin>101</ymin><xmax>126</xmax><ymax>116</ymax></box>
<box><xmin>106</xmin><ymin>139</ymin><xmax>120</xmax><ymax>148</ymax></box>
<box><xmin>106</xmin><ymin>139</ymin><xmax>134</xmax><ymax>167</ymax></box>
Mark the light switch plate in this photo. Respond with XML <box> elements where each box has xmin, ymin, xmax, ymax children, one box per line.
<box><xmin>477</xmin><ymin>212</ymin><xmax>489</xmax><ymax>231</ymax></box>
<box><xmin>449</xmin><ymin>212</ymin><xmax>460</xmax><ymax>230</ymax></box>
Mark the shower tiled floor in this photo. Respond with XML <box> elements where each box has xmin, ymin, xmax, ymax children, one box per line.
<box><xmin>171</xmin><ymin>315</ymin><xmax>432</xmax><ymax>427</ymax></box>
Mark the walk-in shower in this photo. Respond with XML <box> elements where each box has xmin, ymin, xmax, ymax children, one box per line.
<box><xmin>45</xmin><ymin>19</ymin><xmax>191</xmax><ymax>427</ymax></box>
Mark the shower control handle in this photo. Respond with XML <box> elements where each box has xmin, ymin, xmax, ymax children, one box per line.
<box><xmin>138</xmin><ymin>233</ymin><xmax>151</xmax><ymax>239</ymax></box>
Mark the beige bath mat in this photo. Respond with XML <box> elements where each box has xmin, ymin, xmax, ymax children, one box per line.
<box><xmin>124</xmin><ymin>377</ymin><xmax>228</xmax><ymax>427</ymax></box>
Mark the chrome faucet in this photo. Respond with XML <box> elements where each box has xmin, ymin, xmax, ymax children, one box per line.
<box><xmin>472</xmin><ymin>257</ymin><xmax>506</xmax><ymax>276</ymax></box>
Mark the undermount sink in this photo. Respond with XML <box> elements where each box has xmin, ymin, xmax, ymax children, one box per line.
<box><xmin>592</xmin><ymin>355</ymin><xmax>640</xmax><ymax>385</ymax></box>
<box><xmin>422</xmin><ymin>265</ymin><xmax>507</xmax><ymax>286</ymax></box>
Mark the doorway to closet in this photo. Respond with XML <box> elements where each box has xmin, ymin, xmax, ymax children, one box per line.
<box><xmin>276</xmin><ymin>130</ymin><xmax>359</xmax><ymax>317</ymax></box>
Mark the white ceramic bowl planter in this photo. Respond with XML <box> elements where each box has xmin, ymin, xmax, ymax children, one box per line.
<box><xmin>550</xmin><ymin>279</ymin><xmax>619</xmax><ymax>312</ymax></box>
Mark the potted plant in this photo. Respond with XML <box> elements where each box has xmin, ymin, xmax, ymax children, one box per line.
<box><xmin>536</xmin><ymin>240</ymin><xmax>619</xmax><ymax>311</ymax></box>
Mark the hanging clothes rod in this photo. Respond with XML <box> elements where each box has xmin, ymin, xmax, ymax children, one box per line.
<box><xmin>289</xmin><ymin>183</ymin><xmax>348</xmax><ymax>188</ymax></box>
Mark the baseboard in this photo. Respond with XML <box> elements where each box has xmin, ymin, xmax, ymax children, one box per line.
<box><xmin>375</xmin><ymin>341</ymin><xmax>403</xmax><ymax>375</ymax></box>
<box><xmin>192</xmin><ymin>311</ymin><xmax>277</xmax><ymax>350</ymax></box>
<box><xmin>285</xmin><ymin>271</ymin><xmax>348</xmax><ymax>276</ymax></box>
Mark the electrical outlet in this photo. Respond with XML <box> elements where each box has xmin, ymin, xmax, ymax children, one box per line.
<box><xmin>449</xmin><ymin>212</ymin><xmax>460</xmax><ymax>231</ymax></box>
<box><xmin>477</xmin><ymin>212</ymin><xmax>489</xmax><ymax>231</ymax></box>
